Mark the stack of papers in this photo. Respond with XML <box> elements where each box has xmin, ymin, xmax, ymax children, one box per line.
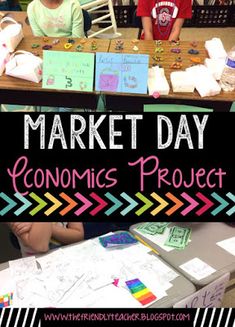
<box><xmin>1</xmin><ymin>234</ymin><xmax>181</xmax><ymax>308</ymax></box>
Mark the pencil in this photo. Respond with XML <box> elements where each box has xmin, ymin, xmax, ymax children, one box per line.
<box><xmin>134</xmin><ymin>234</ymin><xmax>160</xmax><ymax>256</ymax></box>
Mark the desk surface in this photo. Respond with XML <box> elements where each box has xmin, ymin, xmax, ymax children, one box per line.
<box><xmin>108</xmin><ymin>39</ymin><xmax>235</xmax><ymax>103</ymax></box>
<box><xmin>0</xmin><ymin>237</ymin><xmax>196</xmax><ymax>308</ymax></box>
<box><xmin>130</xmin><ymin>223</ymin><xmax>235</xmax><ymax>288</ymax></box>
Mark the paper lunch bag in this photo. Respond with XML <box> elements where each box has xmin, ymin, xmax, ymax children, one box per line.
<box><xmin>5</xmin><ymin>50</ymin><xmax>43</xmax><ymax>83</ymax></box>
<box><xmin>0</xmin><ymin>16</ymin><xmax>24</xmax><ymax>52</ymax></box>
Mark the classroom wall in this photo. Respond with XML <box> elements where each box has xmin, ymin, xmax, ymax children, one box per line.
<box><xmin>0</xmin><ymin>224</ymin><xmax>21</xmax><ymax>263</ymax></box>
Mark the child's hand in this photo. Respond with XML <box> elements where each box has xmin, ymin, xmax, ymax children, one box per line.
<box><xmin>9</xmin><ymin>222</ymin><xmax>33</xmax><ymax>236</ymax></box>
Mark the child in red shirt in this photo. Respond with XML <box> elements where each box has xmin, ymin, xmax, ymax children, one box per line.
<box><xmin>137</xmin><ymin>0</ymin><xmax>192</xmax><ymax>41</ymax></box>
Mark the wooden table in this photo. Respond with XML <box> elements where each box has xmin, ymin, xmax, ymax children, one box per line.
<box><xmin>0</xmin><ymin>16</ymin><xmax>234</xmax><ymax>111</ymax></box>
<box><xmin>106</xmin><ymin>40</ymin><xmax>235</xmax><ymax>111</ymax></box>
<box><xmin>0</xmin><ymin>36</ymin><xmax>110</xmax><ymax>109</ymax></box>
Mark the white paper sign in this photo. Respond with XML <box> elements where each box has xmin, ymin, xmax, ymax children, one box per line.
<box><xmin>174</xmin><ymin>272</ymin><xmax>230</xmax><ymax>308</ymax></box>
<box><xmin>216</xmin><ymin>237</ymin><xmax>235</xmax><ymax>256</ymax></box>
<box><xmin>179</xmin><ymin>258</ymin><xmax>216</xmax><ymax>280</ymax></box>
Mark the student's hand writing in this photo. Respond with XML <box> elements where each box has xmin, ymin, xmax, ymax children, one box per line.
<box><xmin>9</xmin><ymin>222</ymin><xmax>33</xmax><ymax>236</ymax></box>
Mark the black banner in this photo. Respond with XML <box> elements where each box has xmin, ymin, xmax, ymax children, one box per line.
<box><xmin>0</xmin><ymin>112</ymin><xmax>234</xmax><ymax>221</ymax></box>
<box><xmin>0</xmin><ymin>308</ymin><xmax>235</xmax><ymax>327</ymax></box>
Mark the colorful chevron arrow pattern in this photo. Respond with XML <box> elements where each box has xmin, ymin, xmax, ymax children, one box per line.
<box><xmin>0</xmin><ymin>191</ymin><xmax>234</xmax><ymax>217</ymax></box>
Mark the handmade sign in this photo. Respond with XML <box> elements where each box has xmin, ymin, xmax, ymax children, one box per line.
<box><xmin>174</xmin><ymin>273</ymin><xmax>230</xmax><ymax>308</ymax></box>
<box><xmin>125</xmin><ymin>278</ymin><xmax>157</xmax><ymax>306</ymax></box>
<box><xmin>99</xmin><ymin>232</ymin><xmax>138</xmax><ymax>248</ymax></box>
<box><xmin>42</xmin><ymin>51</ymin><xmax>95</xmax><ymax>92</ymax></box>
<box><xmin>95</xmin><ymin>52</ymin><xmax>149</xmax><ymax>94</ymax></box>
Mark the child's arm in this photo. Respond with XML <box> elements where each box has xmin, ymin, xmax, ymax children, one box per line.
<box><xmin>17</xmin><ymin>223</ymin><xmax>52</xmax><ymax>253</ymax></box>
<box><xmin>168</xmin><ymin>18</ymin><xmax>184</xmax><ymax>42</ymax></box>
<box><xmin>71</xmin><ymin>2</ymin><xmax>85</xmax><ymax>38</ymax></box>
<box><xmin>141</xmin><ymin>17</ymin><xmax>153</xmax><ymax>40</ymax></box>
<box><xmin>51</xmin><ymin>223</ymin><xmax>84</xmax><ymax>244</ymax></box>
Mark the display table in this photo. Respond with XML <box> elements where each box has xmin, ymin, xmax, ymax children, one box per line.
<box><xmin>0</xmin><ymin>234</ymin><xmax>196</xmax><ymax>308</ymax></box>
<box><xmin>130</xmin><ymin>223</ymin><xmax>235</xmax><ymax>289</ymax></box>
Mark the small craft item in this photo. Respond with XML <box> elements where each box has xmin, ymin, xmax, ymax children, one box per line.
<box><xmin>68</xmin><ymin>38</ymin><xmax>75</xmax><ymax>44</ymax></box>
<box><xmin>126</xmin><ymin>279</ymin><xmax>157</xmax><ymax>306</ymax></box>
<box><xmin>176</xmin><ymin>56</ymin><xmax>182</xmax><ymax>62</ymax></box>
<box><xmin>170</xmin><ymin>40</ymin><xmax>180</xmax><ymax>46</ymax></box>
<box><xmin>171</xmin><ymin>48</ymin><xmax>181</xmax><ymax>53</ymax></box>
<box><xmin>152</xmin><ymin>91</ymin><xmax>160</xmax><ymax>98</ymax></box>
<box><xmin>31</xmin><ymin>43</ymin><xmax>40</xmax><ymax>49</ymax></box>
<box><xmin>80</xmin><ymin>39</ymin><xmax>87</xmax><ymax>44</ymax></box>
<box><xmin>133</xmin><ymin>45</ymin><xmax>139</xmax><ymax>52</ymax></box>
<box><xmin>115</xmin><ymin>39</ymin><xmax>124</xmax><ymax>50</ymax></box>
<box><xmin>152</xmin><ymin>54</ymin><xmax>163</xmax><ymax>62</ymax></box>
<box><xmin>64</xmin><ymin>43</ymin><xmax>72</xmax><ymax>50</ymax></box>
<box><xmin>155</xmin><ymin>40</ymin><xmax>162</xmax><ymax>46</ymax></box>
<box><xmin>131</xmin><ymin>39</ymin><xmax>139</xmax><ymax>44</ymax></box>
<box><xmin>91</xmin><ymin>40</ymin><xmax>97</xmax><ymax>50</ymax></box>
<box><xmin>155</xmin><ymin>47</ymin><xmax>164</xmax><ymax>53</ymax></box>
<box><xmin>190</xmin><ymin>41</ymin><xmax>198</xmax><ymax>48</ymax></box>
<box><xmin>0</xmin><ymin>292</ymin><xmax>13</xmax><ymax>308</ymax></box>
<box><xmin>190</xmin><ymin>57</ymin><xmax>201</xmax><ymax>64</ymax></box>
<box><xmin>76</xmin><ymin>44</ymin><xmax>83</xmax><ymax>52</ymax></box>
<box><xmin>188</xmin><ymin>49</ymin><xmax>199</xmax><ymax>55</ymax></box>
<box><xmin>42</xmin><ymin>44</ymin><xmax>52</xmax><ymax>50</ymax></box>
<box><xmin>99</xmin><ymin>232</ymin><xmax>138</xmax><ymax>248</ymax></box>
<box><xmin>170</xmin><ymin>62</ymin><xmax>182</xmax><ymax>69</ymax></box>
<box><xmin>32</xmin><ymin>50</ymin><xmax>39</xmax><ymax>56</ymax></box>
<box><xmin>43</xmin><ymin>37</ymin><xmax>49</xmax><ymax>42</ymax></box>
<box><xmin>52</xmin><ymin>39</ymin><xmax>60</xmax><ymax>45</ymax></box>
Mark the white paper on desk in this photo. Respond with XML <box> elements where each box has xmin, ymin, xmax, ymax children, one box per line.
<box><xmin>174</xmin><ymin>272</ymin><xmax>230</xmax><ymax>308</ymax></box>
<box><xmin>205</xmin><ymin>38</ymin><xmax>227</xmax><ymax>60</ymax></box>
<box><xmin>36</xmin><ymin>248</ymin><xmax>63</xmax><ymax>270</ymax></box>
<box><xmin>60</xmin><ymin>284</ymin><xmax>142</xmax><ymax>308</ymax></box>
<box><xmin>186</xmin><ymin>65</ymin><xmax>221</xmax><ymax>97</ymax></box>
<box><xmin>0</xmin><ymin>268</ymin><xmax>14</xmax><ymax>296</ymax></box>
<box><xmin>133</xmin><ymin>227</ymin><xmax>174</xmax><ymax>252</ymax></box>
<box><xmin>180</xmin><ymin>258</ymin><xmax>216</xmax><ymax>281</ymax></box>
<box><xmin>148</xmin><ymin>66</ymin><xmax>170</xmax><ymax>95</ymax></box>
<box><xmin>9</xmin><ymin>256</ymin><xmax>38</xmax><ymax>280</ymax></box>
<box><xmin>216</xmin><ymin>236</ymin><xmax>235</xmax><ymax>256</ymax></box>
